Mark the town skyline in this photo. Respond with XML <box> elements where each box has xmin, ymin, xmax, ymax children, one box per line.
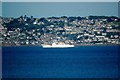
<box><xmin>1</xmin><ymin>15</ymin><xmax>119</xmax><ymax>46</ymax></box>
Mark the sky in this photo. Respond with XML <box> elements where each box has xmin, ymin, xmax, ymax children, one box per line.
<box><xmin>2</xmin><ymin>0</ymin><xmax>120</xmax><ymax>2</ymax></box>
<box><xmin>0</xmin><ymin>4</ymin><xmax>1</xmax><ymax>15</ymax></box>
<box><xmin>2</xmin><ymin>2</ymin><xmax>118</xmax><ymax>18</ymax></box>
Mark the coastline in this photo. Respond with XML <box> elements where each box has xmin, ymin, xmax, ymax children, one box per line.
<box><xmin>1</xmin><ymin>44</ymin><xmax>120</xmax><ymax>47</ymax></box>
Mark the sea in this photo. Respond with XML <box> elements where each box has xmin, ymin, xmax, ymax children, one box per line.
<box><xmin>2</xmin><ymin>46</ymin><xmax>119</xmax><ymax>78</ymax></box>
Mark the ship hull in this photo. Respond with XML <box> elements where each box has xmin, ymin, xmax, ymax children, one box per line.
<box><xmin>42</xmin><ymin>45</ymin><xmax>74</xmax><ymax>48</ymax></box>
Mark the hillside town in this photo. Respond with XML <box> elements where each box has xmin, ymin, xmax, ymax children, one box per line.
<box><xmin>0</xmin><ymin>15</ymin><xmax>120</xmax><ymax>46</ymax></box>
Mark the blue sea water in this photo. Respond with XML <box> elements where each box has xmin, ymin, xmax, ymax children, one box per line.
<box><xmin>2</xmin><ymin>46</ymin><xmax>119</xmax><ymax>78</ymax></box>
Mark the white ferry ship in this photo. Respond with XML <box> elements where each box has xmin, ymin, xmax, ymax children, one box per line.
<box><xmin>42</xmin><ymin>42</ymin><xmax>74</xmax><ymax>48</ymax></box>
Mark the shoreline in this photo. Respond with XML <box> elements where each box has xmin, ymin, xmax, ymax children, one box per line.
<box><xmin>1</xmin><ymin>44</ymin><xmax>120</xmax><ymax>47</ymax></box>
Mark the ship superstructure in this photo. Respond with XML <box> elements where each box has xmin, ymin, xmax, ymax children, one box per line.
<box><xmin>42</xmin><ymin>42</ymin><xmax>74</xmax><ymax>48</ymax></box>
